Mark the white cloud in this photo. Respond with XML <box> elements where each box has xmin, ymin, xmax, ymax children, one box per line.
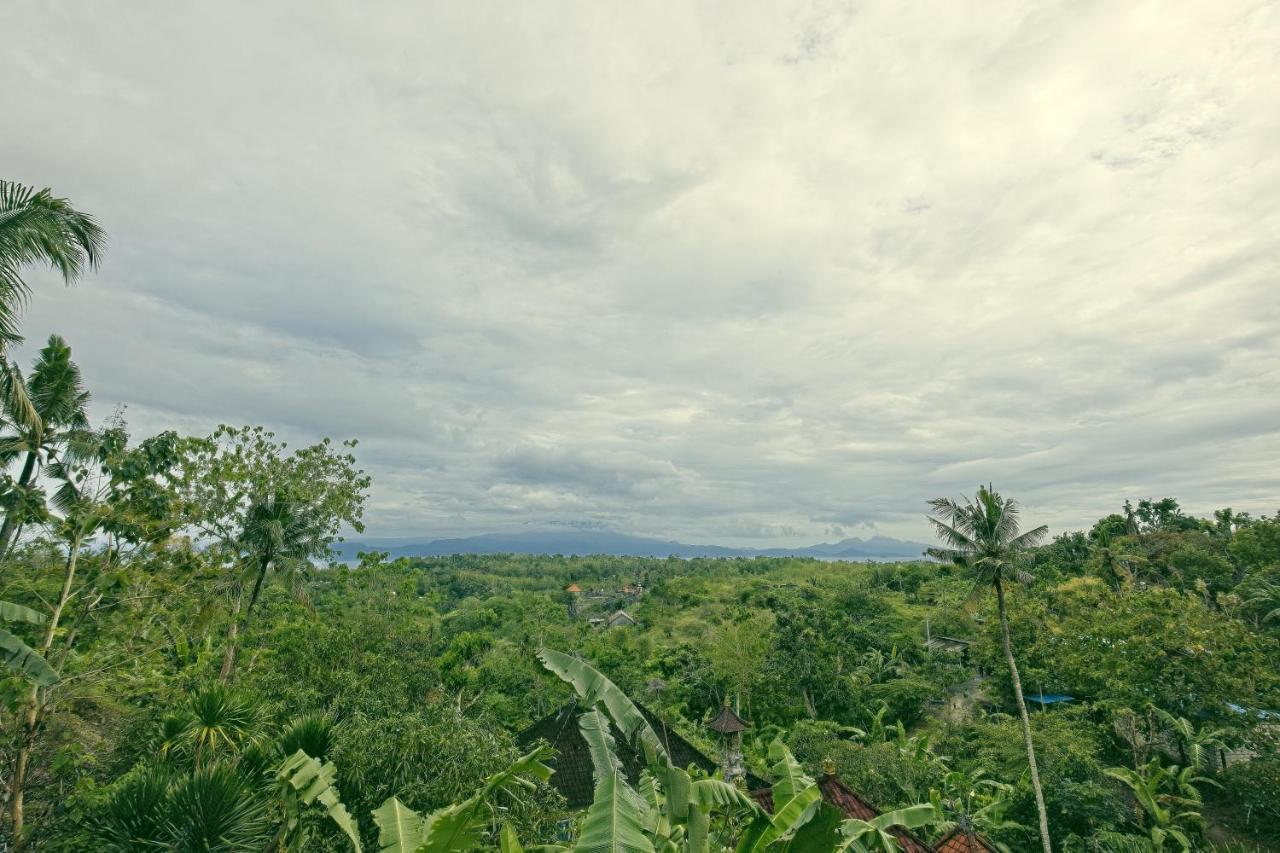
<box><xmin>2</xmin><ymin>0</ymin><xmax>1277</xmax><ymax>544</ymax></box>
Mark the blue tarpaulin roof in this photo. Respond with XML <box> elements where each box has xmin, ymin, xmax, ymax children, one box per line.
<box><xmin>1226</xmin><ymin>702</ymin><xmax>1280</xmax><ymax>720</ymax></box>
<box><xmin>1029</xmin><ymin>694</ymin><xmax>1074</xmax><ymax>705</ymax></box>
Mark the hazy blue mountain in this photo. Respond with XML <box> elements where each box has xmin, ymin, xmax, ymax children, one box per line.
<box><xmin>333</xmin><ymin>530</ymin><xmax>929</xmax><ymax>561</ymax></box>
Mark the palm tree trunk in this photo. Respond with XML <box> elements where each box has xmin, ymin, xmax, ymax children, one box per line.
<box><xmin>0</xmin><ymin>451</ymin><xmax>40</xmax><ymax>562</ymax></box>
<box><xmin>219</xmin><ymin>584</ymin><xmax>244</xmax><ymax>684</ymax></box>
<box><xmin>996</xmin><ymin>577</ymin><xmax>1053</xmax><ymax>853</ymax></box>
<box><xmin>218</xmin><ymin>557</ymin><xmax>271</xmax><ymax>686</ymax></box>
<box><xmin>9</xmin><ymin>536</ymin><xmax>80</xmax><ymax>844</ymax></box>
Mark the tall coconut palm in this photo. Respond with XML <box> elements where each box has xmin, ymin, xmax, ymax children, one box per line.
<box><xmin>928</xmin><ymin>485</ymin><xmax>1053</xmax><ymax>853</ymax></box>
<box><xmin>0</xmin><ymin>180</ymin><xmax>105</xmax><ymax>348</ymax></box>
<box><xmin>0</xmin><ymin>334</ymin><xmax>92</xmax><ymax>562</ymax></box>
<box><xmin>219</xmin><ymin>488</ymin><xmax>327</xmax><ymax>682</ymax></box>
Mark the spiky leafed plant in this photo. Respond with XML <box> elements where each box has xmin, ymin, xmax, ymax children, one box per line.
<box><xmin>279</xmin><ymin>712</ymin><xmax>337</xmax><ymax>763</ymax></box>
<box><xmin>184</xmin><ymin>684</ymin><xmax>264</xmax><ymax>764</ymax></box>
<box><xmin>927</xmin><ymin>486</ymin><xmax>1052</xmax><ymax>853</ymax></box>
<box><xmin>162</xmin><ymin>762</ymin><xmax>270</xmax><ymax>852</ymax></box>
<box><xmin>93</xmin><ymin>764</ymin><xmax>176</xmax><ymax>852</ymax></box>
<box><xmin>0</xmin><ymin>333</ymin><xmax>92</xmax><ymax>562</ymax></box>
<box><xmin>0</xmin><ymin>180</ymin><xmax>105</xmax><ymax>347</ymax></box>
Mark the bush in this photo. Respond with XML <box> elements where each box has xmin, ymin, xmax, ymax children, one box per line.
<box><xmin>1212</xmin><ymin>756</ymin><xmax>1280</xmax><ymax>844</ymax></box>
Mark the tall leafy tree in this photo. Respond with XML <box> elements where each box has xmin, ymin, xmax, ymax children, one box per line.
<box><xmin>174</xmin><ymin>426</ymin><xmax>369</xmax><ymax>682</ymax></box>
<box><xmin>6</xmin><ymin>443</ymin><xmax>111</xmax><ymax>838</ymax></box>
<box><xmin>0</xmin><ymin>334</ymin><xmax>92</xmax><ymax>562</ymax></box>
<box><xmin>927</xmin><ymin>486</ymin><xmax>1053</xmax><ymax>853</ymax></box>
<box><xmin>0</xmin><ymin>180</ymin><xmax>105</xmax><ymax>348</ymax></box>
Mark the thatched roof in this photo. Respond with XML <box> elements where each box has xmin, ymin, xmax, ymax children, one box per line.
<box><xmin>707</xmin><ymin>704</ymin><xmax>750</xmax><ymax>733</ymax></box>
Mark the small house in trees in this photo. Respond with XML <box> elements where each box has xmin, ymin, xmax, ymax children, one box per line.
<box><xmin>565</xmin><ymin>583</ymin><xmax>581</xmax><ymax>594</ymax></box>
<box><xmin>925</xmin><ymin>635</ymin><xmax>971</xmax><ymax>654</ymax></box>
<box><xmin>606</xmin><ymin>609</ymin><xmax>637</xmax><ymax>629</ymax></box>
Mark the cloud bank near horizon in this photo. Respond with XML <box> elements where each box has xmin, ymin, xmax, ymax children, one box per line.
<box><xmin>3</xmin><ymin>1</ymin><xmax>1278</xmax><ymax>544</ymax></box>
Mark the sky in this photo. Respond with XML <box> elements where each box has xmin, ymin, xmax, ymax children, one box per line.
<box><xmin>3</xmin><ymin>1</ymin><xmax>1278</xmax><ymax>546</ymax></box>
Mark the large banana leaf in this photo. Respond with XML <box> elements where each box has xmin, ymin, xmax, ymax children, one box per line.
<box><xmin>374</xmin><ymin>746</ymin><xmax>554</xmax><ymax>853</ymax></box>
<box><xmin>781</xmin><ymin>803</ymin><xmax>843</xmax><ymax>852</ymax></box>
<box><xmin>278</xmin><ymin>750</ymin><xmax>362</xmax><ymax>851</ymax></box>
<box><xmin>539</xmin><ymin>649</ymin><xmax>671</xmax><ymax>769</ymax></box>
<box><xmin>736</xmin><ymin>743</ymin><xmax>822</xmax><ymax>852</ymax></box>
<box><xmin>500</xmin><ymin>825</ymin><xmax>525</xmax><ymax>853</ymax></box>
<box><xmin>689</xmin><ymin>779</ymin><xmax>758</xmax><ymax>813</ymax></box>
<box><xmin>685</xmin><ymin>779</ymin><xmax>762</xmax><ymax>853</ymax></box>
<box><xmin>765</xmin><ymin>741</ymin><xmax>811</xmax><ymax>811</ymax></box>
<box><xmin>0</xmin><ymin>627</ymin><xmax>58</xmax><ymax>686</ymax></box>
<box><xmin>835</xmin><ymin>804</ymin><xmax>938</xmax><ymax>853</ymax></box>
<box><xmin>0</xmin><ymin>600</ymin><xmax>45</xmax><ymax>625</ymax></box>
<box><xmin>575</xmin><ymin>708</ymin><xmax>655</xmax><ymax>853</ymax></box>
<box><xmin>540</xmin><ymin>648</ymin><xmax>695</xmax><ymax>831</ymax></box>
<box><xmin>374</xmin><ymin>797</ymin><xmax>426</xmax><ymax>853</ymax></box>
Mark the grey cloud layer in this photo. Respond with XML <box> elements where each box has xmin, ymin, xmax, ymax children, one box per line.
<box><xmin>3</xmin><ymin>0</ymin><xmax>1278</xmax><ymax>544</ymax></box>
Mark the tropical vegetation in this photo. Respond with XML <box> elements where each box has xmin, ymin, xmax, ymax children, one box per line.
<box><xmin>0</xmin><ymin>182</ymin><xmax>1277</xmax><ymax>850</ymax></box>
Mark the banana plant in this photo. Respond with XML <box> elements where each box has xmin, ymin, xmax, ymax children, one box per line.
<box><xmin>540</xmin><ymin>649</ymin><xmax>762</xmax><ymax>852</ymax></box>
<box><xmin>1104</xmin><ymin>760</ymin><xmax>1212</xmax><ymax>852</ymax></box>
<box><xmin>575</xmin><ymin>708</ymin><xmax>658</xmax><ymax>853</ymax></box>
<box><xmin>276</xmin><ymin>749</ymin><xmax>362</xmax><ymax>851</ymax></box>
<box><xmin>834</xmin><ymin>805</ymin><xmax>939</xmax><ymax>853</ymax></box>
<box><xmin>733</xmin><ymin>741</ymin><xmax>822</xmax><ymax>852</ymax></box>
<box><xmin>0</xmin><ymin>599</ymin><xmax>58</xmax><ymax>686</ymax></box>
<box><xmin>372</xmin><ymin>745</ymin><xmax>554</xmax><ymax>853</ymax></box>
<box><xmin>1146</xmin><ymin>705</ymin><xmax>1232</xmax><ymax>772</ymax></box>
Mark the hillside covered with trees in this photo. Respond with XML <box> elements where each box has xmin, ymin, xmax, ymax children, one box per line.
<box><xmin>1</xmin><ymin>181</ymin><xmax>1278</xmax><ymax>851</ymax></box>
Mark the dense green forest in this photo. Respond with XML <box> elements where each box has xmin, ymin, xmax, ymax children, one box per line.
<box><xmin>1</xmin><ymin>181</ymin><xmax>1279</xmax><ymax>851</ymax></box>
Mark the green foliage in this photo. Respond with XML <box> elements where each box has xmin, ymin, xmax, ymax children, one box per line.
<box><xmin>0</xmin><ymin>598</ymin><xmax>56</xmax><ymax>686</ymax></box>
<box><xmin>1210</xmin><ymin>756</ymin><xmax>1280</xmax><ymax>845</ymax></box>
<box><xmin>572</xmin><ymin>709</ymin><xmax>655</xmax><ymax>853</ymax></box>
<box><xmin>277</xmin><ymin>749</ymin><xmax>363</xmax><ymax>851</ymax></box>
<box><xmin>0</xmin><ymin>180</ymin><xmax>104</xmax><ymax>344</ymax></box>
<box><xmin>370</xmin><ymin>745</ymin><xmax>553</xmax><ymax>853</ymax></box>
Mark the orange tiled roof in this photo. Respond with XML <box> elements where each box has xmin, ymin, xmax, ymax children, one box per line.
<box><xmin>749</xmin><ymin>773</ymin><xmax>936</xmax><ymax>853</ymax></box>
<box><xmin>934</xmin><ymin>827</ymin><xmax>999</xmax><ymax>853</ymax></box>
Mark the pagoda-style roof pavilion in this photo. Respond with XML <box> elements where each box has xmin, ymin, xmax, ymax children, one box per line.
<box><xmin>708</xmin><ymin>703</ymin><xmax>750</xmax><ymax>733</ymax></box>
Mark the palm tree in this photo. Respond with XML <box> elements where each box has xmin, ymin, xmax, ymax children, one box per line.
<box><xmin>927</xmin><ymin>485</ymin><xmax>1053</xmax><ymax>853</ymax></box>
<box><xmin>1243</xmin><ymin>577</ymin><xmax>1280</xmax><ymax>626</ymax></box>
<box><xmin>8</xmin><ymin>454</ymin><xmax>109</xmax><ymax>838</ymax></box>
<box><xmin>0</xmin><ymin>180</ymin><xmax>105</xmax><ymax>348</ymax></box>
<box><xmin>219</xmin><ymin>488</ymin><xmax>327</xmax><ymax>682</ymax></box>
<box><xmin>0</xmin><ymin>334</ymin><xmax>92</xmax><ymax>562</ymax></box>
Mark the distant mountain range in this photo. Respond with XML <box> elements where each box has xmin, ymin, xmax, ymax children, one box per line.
<box><xmin>332</xmin><ymin>530</ymin><xmax>930</xmax><ymax>561</ymax></box>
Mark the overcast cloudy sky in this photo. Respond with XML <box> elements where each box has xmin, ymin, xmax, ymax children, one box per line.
<box><xmin>3</xmin><ymin>1</ymin><xmax>1278</xmax><ymax>545</ymax></box>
